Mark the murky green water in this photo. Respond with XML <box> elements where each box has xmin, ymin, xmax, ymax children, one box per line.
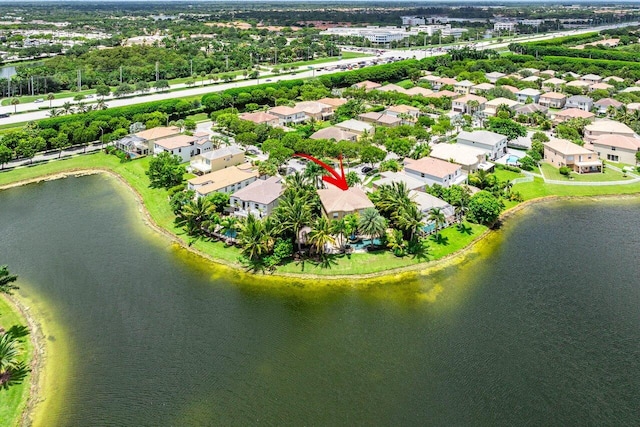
<box><xmin>0</xmin><ymin>175</ymin><xmax>639</xmax><ymax>426</ymax></box>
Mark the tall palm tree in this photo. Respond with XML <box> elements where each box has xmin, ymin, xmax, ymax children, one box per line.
<box><xmin>47</xmin><ymin>92</ymin><xmax>55</xmax><ymax>108</ymax></box>
<box><xmin>237</xmin><ymin>214</ymin><xmax>273</xmax><ymax>261</ymax></box>
<box><xmin>344</xmin><ymin>213</ymin><xmax>359</xmax><ymax>240</ymax></box>
<box><xmin>10</xmin><ymin>98</ymin><xmax>19</xmax><ymax>114</ymax></box>
<box><xmin>175</xmin><ymin>197</ymin><xmax>215</xmax><ymax>237</ymax></box>
<box><xmin>218</xmin><ymin>216</ymin><xmax>239</xmax><ymax>239</ymax></box>
<box><xmin>0</xmin><ymin>266</ymin><xmax>18</xmax><ymax>294</ymax></box>
<box><xmin>330</xmin><ymin>218</ymin><xmax>347</xmax><ymax>252</ymax></box>
<box><xmin>428</xmin><ymin>207</ymin><xmax>446</xmax><ymax>239</ymax></box>
<box><xmin>396</xmin><ymin>203</ymin><xmax>424</xmax><ymax>242</ymax></box>
<box><xmin>277</xmin><ymin>197</ymin><xmax>311</xmax><ymax>253</ymax></box>
<box><xmin>308</xmin><ymin>217</ymin><xmax>336</xmax><ymax>255</ymax></box>
<box><xmin>304</xmin><ymin>162</ymin><xmax>327</xmax><ymax>189</ymax></box>
<box><xmin>358</xmin><ymin>208</ymin><xmax>387</xmax><ymax>240</ymax></box>
<box><xmin>62</xmin><ymin>101</ymin><xmax>74</xmax><ymax>115</ymax></box>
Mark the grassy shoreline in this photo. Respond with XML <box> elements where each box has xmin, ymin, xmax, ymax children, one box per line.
<box><xmin>0</xmin><ymin>295</ymin><xmax>35</xmax><ymax>427</ymax></box>
<box><xmin>2</xmin><ymin>153</ymin><xmax>640</xmax><ymax>279</ymax></box>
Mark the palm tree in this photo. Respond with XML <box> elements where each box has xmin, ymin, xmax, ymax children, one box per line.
<box><xmin>237</xmin><ymin>214</ymin><xmax>273</xmax><ymax>261</ymax></box>
<box><xmin>358</xmin><ymin>208</ymin><xmax>387</xmax><ymax>240</ymax></box>
<box><xmin>344</xmin><ymin>213</ymin><xmax>359</xmax><ymax>240</ymax></box>
<box><xmin>10</xmin><ymin>98</ymin><xmax>19</xmax><ymax>114</ymax></box>
<box><xmin>396</xmin><ymin>203</ymin><xmax>424</xmax><ymax>242</ymax></box>
<box><xmin>48</xmin><ymin>108</ymin><xmax>61</xmax><ymax>118</ymax></box>
<box><xmin>277</xmin><ymin>197</ymin><xmax>311</xmax><ymax>253</ymax></box>
<box><xmin>62</xmin><ymin>101</ymin><xmax>74</xmax><ymax>115</ymax></box>
<box><xmin>218</xmin><ymin>216</ymin><xmax>239</xmax><ymax>240</ymax></box>
<box><xmin>330</xmin><ymin>218</ymin><xmax>347</xmax><ymax>252</ymax></box>
<box><xmin>307</xmin><ymin>217</ymin><xmax>336</xmax><ymax>255</ymax></box>
<box><xmin>0</xmin><ymin>333</ymin><xmax>29</xmax><ymax>390</ymax></box>
<box><xmin>175</xmin><ymin>197</ymin><xmax>215</xmax><ymax>237</ymax></box>
<box><xmin>47</xmin><ymin>92</ymin><xmax>55</xmax><ymax>108</ymax></box>
<box><xmin>0</xmin><ymin>266</ymin><xmax>18</xmax><ymax>294</ymax></box>
<box><xmin>304</xmin><ymin>162</ymin><xmax>327</xmax><ymax>189</ymax></box>
<box><xmin>428</xmin><ymin>207</ymin><xmax>446</xmax><ymax>239</ymax></box>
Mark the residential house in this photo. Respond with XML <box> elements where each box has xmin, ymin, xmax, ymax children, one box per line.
<box><xmin>515</xmin><ymin>88</ymin><xmax>541</xmax><ymax>104</ymax></box>
<box><xmin>621</xmin><ymin>86</ymin><xmax>640</xmax><ymax>93</ymax></box>
<box><xmin>540</xmin><ymin>69</ymin><xmax>556</xmax><ymax>77</ymax></box>
<box><xmin>239</xmin><ymin>111</ymin><xmax>279</xmax><ymax>126</ymax></box>
<box><xmin>581</xmin><ymin>73</ymin><xmax>603</xmax><ymax>84</ymax></box>
<box><xmin>430</xmin><ymin>89</ymin><xmax>458</xmax><ymax>99</ymax></box>
<box><xmin>485</xmin><ymin>71</ymin><xmax>506</xmax><ymax>83</ymax></box>
<box><xmin>317</xmin><ymin>187</ymin><xmax>374</xmax><ymax>220</ymax></box>
<box><xmin>484</xmin><ymin>98</ymin><xmax>520</xmax><ymax>117</ymax></box>
<box><xmin>603</xmin><ymin>76</ymin><xmax>624</xmax><ymax>84</ymax></box>
<box><xmin>564</xmin><ymin>72</ymin><xmax>581</xmax><ymax>79</ymax></box>
<box><xmin>153</xmin><ymin>134</ymin><xmax>212</xmax><ymax>163</ymax></box>
<box><xmin>520</xmin><ymin>68</ymin><xmax>540</xmax><ymax>76</ymax></box>
<box><xmin>593</xmin><ymin>98</ymin><xmax>623</xmax><ymax>115</ymax></box>
<box><xmin>583</xmin><ymin>119</ymin><xmax>635</xmax><ymax>143</ymax></box>
<box><xmin>514</xmin><ymin>103</ymin><xmax>548</xmax><ymax>117</ymax></box>
<box><xmin>187</xmin><ymin>163</ymin><xmax>259</xmax><ymax>198</ymax></box>
<box><xmin>316</xmin><ymin>97</ymin><xmax>348</xmax><ymax>112</ymax></box>
<box><xmin>385</xmin><ymin>104</ymin><xmax>420</xmax><ymax>121</ymax></box>
<box><xmin>565</xmin><ymin>80</ymin><xmax>591</xmax><ymax>91</ymax></box>
<box><xmin>541</xmin><ymin>78</ymin><xmax>566</xmax><ymax>92</ymax></box>
<box><xmin>588</xmin><ymin>134</ymin><xmax>640</xmax><ymax>164</ymax></box>
<box><xmin>409</xmin><ymin>190</ymin><xmax>455</xmax><ymax>223</ymax></box>
<box><xmin>499</xmin><ymin>85</ymin><xmax>520</xmax><ymax>94</ymax></box>
<box><xmin>451</xmin><ymin>94</ymin><xmax>487</xmax><ymax>114</ymax></box>
<box><xmin>120</xmin><ymin>125</ymin><xmax>181</xmax><ymax>156</ymax></box>
<box><xmin>294</xmin><ymin>100</ymin><xmax>333</xmax><ymax>121</ymax></box>
<box><xmin>588</xmin><ymin>82</ymin><xmax>614</xmax><ymax>93</ymax></box>
<box><xmin>553</xmin><ymin>108</ymin><xmax>595</xmax><ymax>124</ymax></box>
<box><xmin>268</xmin><ymin>106</ymin><xmax>307</xmax><ymax>125</ymax></box>
<box><xmin>190</xmin><ymin>146</ymin><xmax>245</xmax><ymax>175</ymax></box>
<box><xmin>457</xmin><ymin>130</ymin><xmax>508</xmax><ymax>160</ymax></box>
<box><xmin>376</xmin><ymin>83</ymin><xmax>408</xmax><ymax>94</ymax></box>
<box><xmin>404</xmin><ymin>86</ymin><xmax>433</xmax><ymax>97</ymax></box>
<box><xmin>403</xmin><ymin>156</ymin><xmax>465</xmax><ymax>187</ymax></box>
<box><xmin>521</xmin><ymin>75</ymin><xmax>541</xmax><ymax>83</ymax></box>
<box><xmin>627</xmin><ymin>102</ymin><xmax>640</xmax><ymax>112</ymax></box>
<box><xmin>115</xmin><ymin>135</ymin><xmax>150</xmax><ymax>157</ymax></box>
<box><xmin>539</xmin><ymin>92</ymin><xmax>567</xmax><ymax>109</ymax></box>
<box><xmin>357</xmin><ymin>112</ymin><xmax>401</xmax><ymax>127</ymax></box>
<box><xmin>454</xmin><ymin>79</ymin><xmax>474</xmax><ymax>95</ymax></box>
<box><xmin>310</xmin><ymin>126</ymin><xmax>358</xmax><ymax>142</ymax></box>
<box><xmin>543</xmin><ymin>138</ymin><xmax>602</xmax><ymax>173</ymax></box>
<box><xmin>565</xmin><ymin>95</ymin><xmax>594</xmax><ymax>111</ymax></box>
<box><xmin>230</xmin><ymin>176</ymin><xmax>284</xmax><ymax>218</ymax></box>
<box><xmin>334</xmin><ymin>119</ymin><xmax>374</xmax><ymax>136</ymax></box>
<box><xmin>420</xmin><ymin>75</ymin><xmax>441</xmax><ymax>86</ymax></box>
<box><xmin>433</xmin><ymin>77</ymin><xmax>457</xmax><ymax>90</ymax></box>
<box><xmin>429</xmin><ymin>142</ymin><xmax>489</xmax><ymax>172</ymax></box>
<box><xmin>373</xmin><ymin>171</ymin><xmax>426</xmax><ymax>191</ymax></box>
<box><xmin>353</xmin><ymin>80</ymin><xmax>381</xmax><ymax>91</ymax></box>
<box><xmin>470</xmin><ymin>82</ymin><xmax>495</xmax><ymax>95</ymax></box>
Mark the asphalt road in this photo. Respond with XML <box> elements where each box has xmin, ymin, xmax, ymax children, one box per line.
<box><xmin>1</xmin><ymin>21</ymin><xmax>636</xmax><ymax>126</ymax></box>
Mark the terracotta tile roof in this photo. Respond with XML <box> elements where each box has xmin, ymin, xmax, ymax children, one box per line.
<box><xmin>240</xmin><ymin>111</ymin><xmax>279</xmax><ymax>124</ymax></box>
<box><xmin>318</xmin><ymin>187</ymin><xmax>374</xmax><ymax>214</ymax></box>
<box><xmin>135</xmin><ymin>126</ymin><xmax>180</xmax><ymax>141</ymax></box>
<box><xmin>555</xmin><ymin>108</ymin><xmax>595</xmax><ymax>119</ymax></box>
<box><xmin>545</xmin><ymin>138</ymin><xmax>595</xmax><ymax>156</ymax></box>
<box><xmin>591</xmin><ymin>134</ymin><xmax>640</xmax><ymax>151</ymax></box>
<box><xmin>316</xmin><ymin>97</ymin><xmax>347</xmax><ymax>108</ymax></box>
<box><xmin>540</xmin><ymin>92</ymin><xmax>567</xmax><ymax>100</ymax></box>
<box><xmin>154</xmin><ymin>134</ymin><xmax>197</xmax><ymax>150</ymax></box>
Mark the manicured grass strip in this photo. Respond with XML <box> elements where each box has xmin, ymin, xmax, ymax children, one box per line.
<box><xmin>0</xmin><ymin>296</ymin><xmax>33</xmax><ymax>427</ymax></box>
<box><xmin>540</xmin><ymin>162</ymin><xmax>631</xmax><ymax>182</ymax></box>
<box><xmin>514</xmin><ymin>176</ymin><xmax>640</xmax><ymax>200</ymax></box>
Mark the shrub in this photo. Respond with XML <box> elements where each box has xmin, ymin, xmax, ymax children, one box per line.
<box><xmin>559</xmin><ymin>166</ymin><xmax>572</xmax><ymax>176</ymax></box>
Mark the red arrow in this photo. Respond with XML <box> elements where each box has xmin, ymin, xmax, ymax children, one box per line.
<box><xmin>294</xmin><ymin>153</ymin><xmax>349</xmax><ymax>191</ymax></box>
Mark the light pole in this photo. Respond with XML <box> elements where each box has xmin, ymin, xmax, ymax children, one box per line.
<box><xmin>99</xmin><ymin>126</ymin><xmax>104</xmax><ymax>148</ymax></box>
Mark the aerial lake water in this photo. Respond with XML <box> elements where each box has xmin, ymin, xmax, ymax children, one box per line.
<box><xmin>0</xmin><ymin>174</ymin><xmax>638</xmax><ymax>425</ymax></box>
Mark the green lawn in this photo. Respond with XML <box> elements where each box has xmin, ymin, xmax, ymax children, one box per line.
<box><xmin>186</xmin><ymin>112</ymin><xmax>209</xmax><ymax>122</ymax></box>
<box><xmin>279</xmin><ymin>52</ymin><xmax>369</xmax><ymax>69</ymax></box>
<box><xmin>514</xmin><ymin>175</ymin><xmax>640</xmax><ymax>200</ymax></box>
<box><xmin>539</xmin><ymin>162</ymin><xmax>631</xmax><ymax>182</ymax></box>
<box><xmin>276</xmin><ymin>222</ymin><xmax>487</xmax><ymax>276</ymax></box>
<box><xmin>493</xmin><ymin>168</ymin><xmax>525</xmax><ymax>182</ymax></box>
<box><xmin>0</xmin><ymin>296</ymin><xmax>33</xmax><ymax>427</ymax></box>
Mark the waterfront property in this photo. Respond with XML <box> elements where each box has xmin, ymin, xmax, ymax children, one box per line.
<box><xmin>317</xmin><ymin>187</ymin><xmax>374</xmax><ymax>220</ymax></box>
<box><xmin>587</xmin><ymin>134</ymin><xmax>640</xmax><ymax>164</ymax></box>
<box><xmin>543</xmin><ymin>138</ymin><xmax>602</xmax><ymax>173</ymax></box>
<box><xmin>229</xmin><ymin>176</ymin><xmax>284</xmax><ymax>218</ymax></box>
<box><xmin>187</xmin><ymin>163</ymin><xmax>259</xmax><ymax>198</ymax></box>
<box><xmin>457</xmin><ymin>130</ymin><xmax>507</xmax><ymax>161</ymax></box>
<box><xmin>429</xmin><ymin>143</ymin><xmax>490</xmax><ymax>173</ymax></box>
<box><xmin>153</xmin><ymin>134</ymin><xmax>212</xmax><ymax>163</ymax></box>
<box><xmin>583</xmin><ymin>119</ymin><xmax>635</xmax><ymax>143</ymax></box>
<box><xmin>189</xmin><ymin>146</ymin><xmax>245</xmax><ymax>175</ymax></box>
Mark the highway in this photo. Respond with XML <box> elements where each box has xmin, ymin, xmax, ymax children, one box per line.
<box><xmin>0</xmin><ymin>21</ymin><xmax>637</xmax><ymax>126</ymax></box>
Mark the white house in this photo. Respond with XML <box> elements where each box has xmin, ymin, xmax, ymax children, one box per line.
<box><xmin>153</xmin><ymin>134</ymin><xmax>212</xmax><ymax>163</ymax></box>
<box><xmin>230</xmin><ymin>176</ymin><xmax>284</xmax><ymax>218</ymax></box>
<box><xmin>403</xmin><ymin>157</ymin><xmax>465</xmax><ymax>188</ymax></box>
<box><xmin>456</xmin><ymin>130</ymin><xmax>508</xmax><ymax>160</ymax></box>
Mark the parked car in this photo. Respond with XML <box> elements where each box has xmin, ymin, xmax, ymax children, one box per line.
<box><xmin>34</xmin><ymin>98</ymin><xmax>44</xmax><ymax>103</ymax></box>
<box><xmin>361</xmin><ymin>166</ymin><xmax>373</xmax><ymax>174</ymax></box>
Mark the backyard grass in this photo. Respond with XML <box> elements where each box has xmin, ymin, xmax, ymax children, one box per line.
<box><xmin>514</xmin><ymin>175</ymin><xmax>640</xmax><ymax>200</ymax></box>
<box><xmin>0</xmin><ymin>296</ymin><xmax>33</xmax><ymax>427</ymax></box>
<box><xmin>539</xmin><ymin>162</ymin><xmax>632</xmax><ymax>182</ymax></box>
<box><xmin>493</xmin><ymin>168</ymin><xmax>525</xmax><ymax>182</ymax></box>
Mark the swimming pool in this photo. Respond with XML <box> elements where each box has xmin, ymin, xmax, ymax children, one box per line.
<box><xmin>506</xmin><ymin>155</ymin><xmax>520</xmax><ymax>165</ymax></box>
